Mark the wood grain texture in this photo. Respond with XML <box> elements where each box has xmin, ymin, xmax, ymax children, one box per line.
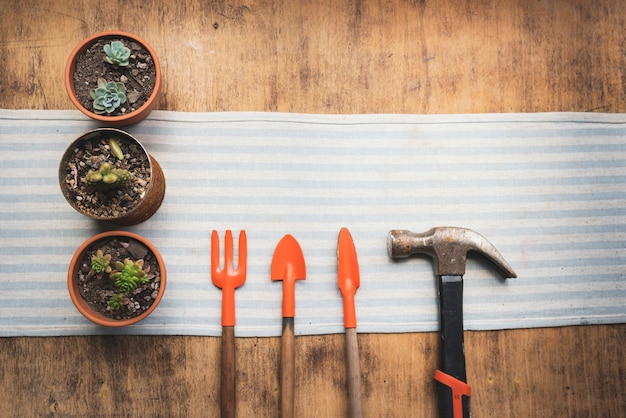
<box><xmin>281</xmin><ymin>318</ymin><xmax>296</xmax><ymax>418</ymax></box>
<box><xmin>0</xmin><ymin>328</ymin><xmax>623</xmax><ymax>416</ymax></box>
<box><xmin>0</xmin><ymin>0</ymin><xmax>625</xmax><ymax>417</ymax></box>
<box><xmin>345</xmin><ymin>328</ymin><xmax>364</xmax><ymax>418</ymax></box>
<box><xmin>1</xmin><ymin>0</ymin><xmax>625</xmax><ymax>114</ymax></box>
<box><xmin>221</xmin><ymin>326</ymin><xmax>237</xmax><ymax>418</ymax></box>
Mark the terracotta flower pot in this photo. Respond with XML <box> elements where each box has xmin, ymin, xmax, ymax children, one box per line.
<box><xmin>58</xmin><ymin>128</ymin><xmax>166</xmax><ymax>225</ymax></box>
<box><xmin>68</xmin><ymin>231</ymin><xmax>166</xmax><ymax>327</ymax></box>
<box><xmin>65</xmin><ymin>31</ymin><xmax>162</xmax><ymax>126</ymax></box>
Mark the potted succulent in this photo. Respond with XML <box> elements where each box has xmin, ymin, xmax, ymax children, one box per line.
<box><xmin>68</xmin><ymin>230</ymin><xmax>166</xmax><ymax>327</ymax></box>
<box><xmin>58</xmin><ymin>128</ymin><xmax>166</xmax><ymax>225</ymax></box>
<box><xmin>65</xmin><ymin>31</ymin><xmax>162</xmax><ymax>126</ymax></box>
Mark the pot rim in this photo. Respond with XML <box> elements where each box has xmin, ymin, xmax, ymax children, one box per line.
<box><xmin>58</xmin><ymin>127</ymin><xmax>157</xmax><ymax>223</ymax></box>
<box><xmin>64</xmin><ymin>30</ymin><xmax>162</xmax><ymax>126</ymax></box>
<box><xmin>67</xmin><ymin>230</ymin><xmax>167</xmax><ymax>327</ymax></box>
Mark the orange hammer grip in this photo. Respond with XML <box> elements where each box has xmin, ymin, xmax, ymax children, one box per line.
<box><xmin>434</xmin><ymin>370</ymin><xmax>471</xmax><ymax>418</ymax></box>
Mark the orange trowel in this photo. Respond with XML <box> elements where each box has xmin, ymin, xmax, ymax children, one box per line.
<box><xmin>337</xmin><ymin>227</ymin><xmax>363</xmax><ymax>418</ymax></box>
<box><xmin>271</xmin><ymin>234</ymin><xmax>306</xmax><ymax>418</ymax></box>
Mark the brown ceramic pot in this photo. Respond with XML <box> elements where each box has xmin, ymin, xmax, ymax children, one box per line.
<box><xmin>68</xmin><ymin>231</ymin><xmax>167</xmax><ymax>327</ymax></box>
<box><xmin>65</xmin><ymin>31</ymin><xmax>161</xmax><ymax>126</ymax></box>
<box><xmin>58</xmin><ymin>128</ymin><xmax>166</xmax><ymax>225</ymax></box>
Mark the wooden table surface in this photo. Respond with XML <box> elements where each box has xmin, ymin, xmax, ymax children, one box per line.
<box><xmin>1</xmin><ymin>1</ymin><xmax>625</xmax><ymax>416</ymax></box>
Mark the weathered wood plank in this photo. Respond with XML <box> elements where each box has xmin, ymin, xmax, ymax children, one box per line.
<box><xmin>1</xmin><ymin>0</ymin><xmax>624</xmax><ymax>113</ymax></box>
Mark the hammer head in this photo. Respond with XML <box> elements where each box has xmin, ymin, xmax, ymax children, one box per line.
<box><xmin>388</xmin><ymin>227</ymin><xmax>517</xmax><ymax>278</ymax></box>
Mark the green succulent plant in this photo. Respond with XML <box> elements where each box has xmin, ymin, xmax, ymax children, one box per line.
<box><xmin>90</xmin><ymin>249</ymin><xmax>112</xmax><ymax>277</ymax></box>
<box><xmin>84</xmin><ymin>162</ymin><xmax>131</xmax><ymax>189</ymax></box>
<box><xmin>104</xmin><ymin>41</ymin><xmax>131</xmax><ymax>67</ymax></box>
<box><xmin>108</xmin><ymin>293</ymin><xmax>128</xmax><ymax>311</ymax></box>
<box><xmin>90</xmin><ymin>78</ymin><xmax>127</xmax><ymax>114</ymax></box>
<box><xmin>109</xmin><ymin>138</ymin><xmax>125</xmax><ymax>160</ymax></box>
<box><xmin>110</xmin><ymin>258</ymin><xmax>149</xmax><ymax>294</ymax></box>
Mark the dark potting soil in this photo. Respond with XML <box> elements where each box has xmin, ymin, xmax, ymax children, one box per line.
<box><xmin>77</xmin><ymin>236</ymin><xmax>162</xmax><ymax>321</ymax></box>
<box><xmin>72</xmin><ymin>37</ymin><xmax>157</xmax><ymax>117</ymax></box>
<box><xmin>61</xmin><ymin>135</ymin><xmax>151</xmax><ymax>219</ymax></box>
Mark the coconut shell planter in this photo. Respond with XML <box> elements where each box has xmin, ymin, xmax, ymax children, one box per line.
<box><xmin>65</xmin><ymin>31</ymin><xmax>161</xmax><ymax>126</ymax></box>
<box><xmin>68</xmin><ymin>231</ymin><xmax>166</xmax><ymax>327</ymax></box>
<box><xmin>58</xmin><ymin>128</ymin><xmax>165</xmax><ymax>225</ymax></box>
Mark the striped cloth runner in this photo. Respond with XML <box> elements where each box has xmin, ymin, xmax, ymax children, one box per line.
<box><xmin>1</xmin><ymin>109</ymin><xmax>625</xmax><ymax>336</ymax></box>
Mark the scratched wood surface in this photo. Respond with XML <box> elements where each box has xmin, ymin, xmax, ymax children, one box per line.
<box><xmin>1</xmin><ymin>0</ymin><xmax>625</xmax><ymax>416</ymax></box>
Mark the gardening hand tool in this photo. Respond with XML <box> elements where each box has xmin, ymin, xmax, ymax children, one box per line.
<box><xmin>271</xmin><ymin>234</ymin><xmax>306</xmax><ymax>418</ymax></box>
<box><xmin>387</xmin><ymin>227</ymin><xmax>516</xmax><ymax>418</ymax></box>
<box><xmin>211</xmin><ymin>230</ymin><xmax>247</xmax><ymax>418</ymax></box>
<box><xmin>337</xmin><ymin>227</ymin><xmax>363</xmax><ymax>418</ymax></box>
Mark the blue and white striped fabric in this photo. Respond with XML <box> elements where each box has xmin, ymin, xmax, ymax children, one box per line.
<box><xmin>1</xmin><ymin>109</ymin><xmax>625</xmax><ymax>336</ymax></box>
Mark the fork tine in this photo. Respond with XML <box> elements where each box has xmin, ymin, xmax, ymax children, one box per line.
<box><xmin>211</xmin><ymin>230</ymin><xmax>221</xmax><ymax>281</ymax></box>
<box><xmin>224</xmin><ymin>230</ymin><xmax>234</xmax><ymax>272</ymax></box>
<box><xmin>237</xmin><ymin>231</ymin><xmax>247</xmax><ymax>279</ymax></box>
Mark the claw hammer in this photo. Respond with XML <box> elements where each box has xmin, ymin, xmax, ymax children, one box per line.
<box><xmin>387</xmin><ymin>227</ymin><xmax>517</xmax><ymax>418</ymax></box>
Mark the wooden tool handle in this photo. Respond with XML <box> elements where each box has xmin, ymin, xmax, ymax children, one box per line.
<box><xmin>281</xmin><ymin>317</ymin><xmax>295</xmax><ymax>418</ymax></box>
<box><xmin>221</xmin><ymin>326</ymin><xmax>236</xmax><ymax>418</ymax></box>
<box><xmin>345</xmin><ymin>328</ymin><xmax>363</xmax><ymax>418</ymax></box>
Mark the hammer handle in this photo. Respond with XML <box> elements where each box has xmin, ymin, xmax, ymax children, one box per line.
<box><xmin>437</xmin><ymin>275</ymin><xmax>470</xmax><ymax>418</ymax></box>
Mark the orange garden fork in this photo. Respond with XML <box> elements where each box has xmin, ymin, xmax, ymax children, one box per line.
<box><xmin>211</xmin><ymin>230</ymin><xmax>247</xmax><ymax>418</ymax></box>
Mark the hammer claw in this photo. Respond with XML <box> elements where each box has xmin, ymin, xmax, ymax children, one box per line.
<box><xmin>388</xmin><ymin>227</ymin><xmax>517</xmax><ymax>278</ymax></box>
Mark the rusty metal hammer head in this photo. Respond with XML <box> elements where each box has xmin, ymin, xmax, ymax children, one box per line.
<box><xmin>387</xmin><ymin>227</ymin><xmax>517</xmax><ymax>278</ymax></box>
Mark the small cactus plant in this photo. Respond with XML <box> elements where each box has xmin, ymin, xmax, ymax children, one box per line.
<box><xmin>90</xmin><ymin>78</ymin><xmax>127</xmax><ymax>114</ymax></box>
<box><xmin>84</xmin><ymin>162</ymin><xmax>131</xmax><ymax>189</ymax></box>
<box><xmin>104</xmin><ymin>40</ymin><xmax>131</xmax><ymax>67</ymax></box>
<box><xmin>110</xmin><ymin>258</ymin><xmax>149</xmax><ymax>294</ymax></box>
